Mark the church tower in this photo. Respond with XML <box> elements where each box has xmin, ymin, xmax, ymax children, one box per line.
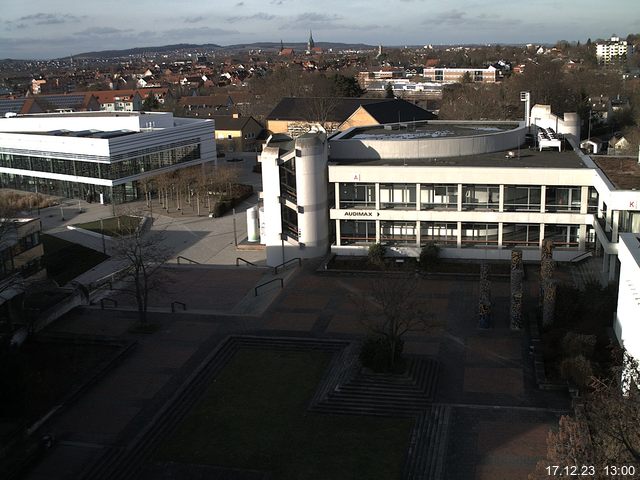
<box><xmin>307</xmin><ymin>30</ymin><xmax>315</xmax><ymax>52</ymax></box>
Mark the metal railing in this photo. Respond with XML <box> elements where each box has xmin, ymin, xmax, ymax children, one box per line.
<box><xmin>273</xmin><ymin>257</ymin><xmax>301</xmax><ymax>274</ymax></box>
<box><xmin>254</xmin><ymin>278</ymin><xmax>283</xmax><ymax>296</ymax></box>
<box><xmin>570</xmin><ymin>250</ymin><xmax>594</xmax><ymax>263</ymax></box>
<box><xmin>236</xmin><ymin>257</ymin><xmax>259</xmax><ymax>267</ymax></box>
<box><xmin>177</xmin><ymin>256</ymin><xmax>200</xmax><ymax>265</ymax></box>
<box><xmin>171</xmin><ymin>301</ymin><xmax>186</xmax><ymax>312</ymax></box>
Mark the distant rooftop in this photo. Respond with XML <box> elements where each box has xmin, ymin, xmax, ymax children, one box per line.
<box><xmin>331</xmin><ymin>147</ymin><xmax>587</xmax><ymax>169</ymax></box>
<box><xmin>19</xmin><ymin>129</ymin><xmax>137</xmax><ymax>139</ymax></box>
<box><xmin>594</xmin><ymin>157</ymin><xmax>640</xmax><ymax>190</ymax></box>
<box><xmin>341</xmin><ymin>121</ymin><xmax>518</xmax><ymax>140</ymax></box>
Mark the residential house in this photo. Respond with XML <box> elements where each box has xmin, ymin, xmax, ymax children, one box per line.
<box><xmin>212</xmin><ymin>114</ymin><xmax>264</xmax><ymax>153</ymax></box>
<box><xmin>266</xmin><ymin>97</ymin><xmax>437</xmax><ymax>138</ymax></box>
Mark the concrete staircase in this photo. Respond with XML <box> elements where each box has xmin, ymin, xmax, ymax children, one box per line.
<box><xmin>570</xmin><ymin>256</ymin><xmax>606</xmax><ymax>290</ymax></box>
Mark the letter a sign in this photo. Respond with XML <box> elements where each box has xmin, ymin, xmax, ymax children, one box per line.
<box><xmin>352</xmin><ymin>173</ymin><xmax>360</xmax><ymax>181</ymax></box>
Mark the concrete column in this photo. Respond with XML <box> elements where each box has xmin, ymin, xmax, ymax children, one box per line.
<box><xmin>598</xmin><ymin>197</ymin><xmax>604</xmax><ymax>219</ymax></box>
<box><xmin>375</xmin><ymin>183</ymin><xmax>380</xmax><ymax>210</ymax></box>
<box><xmin>612</xmin><ymin>210</ymin><xmax>620</xmax><ymax>242</ymax></box>
<box><xmin>334</xmin><ymin>183</ymin><xmax>340</xmax><ymax>209</ymax></box>
<box><xmin>578</xmin><ymin>224</ymin><xmax>587</xmax><ymax>250</ymax></box>
<box><xmin>609</xmin><ymin>254</ymin><xmax>618</xmax><ymax>282</ymax></box>
<box><xmin>580</xmin><ymin>186</ymin><xmax>589</xmax><ymax>214</ymax></box>
<box><xmin>602</xmin><ymin>252</ymin><xmax>610</xmax><ymax>274</ymax></box>
<box><xmin>335</xmin><ymin>219</ymin><xmax>341</xmax><ymax>246</ymax></box>
<box><xmin>540</xmin><ymin>186</ymin><xmax>546</xmax><ymax>213</ymax></box>
<box><xmin>376</xmin><ymin>219</ymin><xmax>380</xmax><ymax>243</ymax></box>
<box><xmin>416</xmin><ymin>183</ymin><xmax>421</xmax><ymax>211</ymax></box>
<box><xmin>499</xmin><ymin>185</ymin><xmax>504</xmax><ymax>213</ymax></box>
<box><xmin>457</xmin><ymin>221</ymin><xmax>462</xmax><ymax>248</ymax></box>
<box><xmin>415</xmin><ymin>220</ymin><xmax>420</xmax><ymax>247</ymax></box>
<box><xmin>457</xmin><ymin>184</ymin><xmax>463</xmax><ymax>211</ymax></box>
<box><xmin>539</xmin><ymin>223</ymin><xmax>545</xmax><ymax>249</ymax></box>
<box><xmin>498</xmin><ymin>222</ymin><xmax>504</xmax><ymax>248</ymax></box>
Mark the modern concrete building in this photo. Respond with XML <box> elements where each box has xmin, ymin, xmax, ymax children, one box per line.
<box><xmin>422</xmin><ymin>66</ymin><xmax>498</xmax><ymax>84</ymax></box>
<box><xmin>258</xmin><ymin>104</ymin><xmax>640</xmax><ymax>282</ymax></box>
<box><xmin>596</xmin><ymin>36</ymin><xmax>633</xmax><ymax>65</ymax></box>
<box><xmin>615</xmin><ymin>233</ymin><xmax>640</xmax><ymax>362</ymax></box>
<box><xmin>0</xmin><ymin>111</ymin><xmax>215</xmax><ymax>204</ymax></box>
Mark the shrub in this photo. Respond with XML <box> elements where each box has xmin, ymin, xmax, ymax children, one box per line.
<box><xmin>419</xmin><ymin>242</ymin><xmax>440</xmax><ymax>271</ymax></box>
<box><xmin>359</xmin><ymin>335</ymin><xmax>405</xmax><ymax>373</ymax></box>
<box><xmin>562</xmin><ymin>332</ymin><xmax>597</xmax><ymax>358</ymax></box>
<box><xmin>560</xmin><ymin>354</ymin><xmax>593</xmax><ymax>388</ymax></box>
<box><xmin>368</xmin><ymin>243</ymin><xmax>386</xmax><ymax>266</ymax></box>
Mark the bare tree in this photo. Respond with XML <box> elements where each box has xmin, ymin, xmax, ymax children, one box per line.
<box><xmin>359</xmin><ymin>272</ymin><xmax>437</xmax><ymax>371</ymax></box>
<box><xmin>113</xmin><ymin>214</ymin><xmax>171</xmax><ymax>326</ymax></box>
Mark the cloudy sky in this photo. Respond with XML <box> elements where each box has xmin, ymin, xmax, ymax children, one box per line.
<box><xmin>1</xmin><ymin>0</ymin><xmax>638</xmax><ymax>59</ymax></box>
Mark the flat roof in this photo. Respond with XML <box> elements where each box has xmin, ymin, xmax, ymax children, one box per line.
<box><xmin>593</xmin><ymin>157</ymin><xmax>640</xmax><ymax>190</ymax></box>
<box><xmin>341</xmin><ymin>121</ymin><xmax>519</xmax><ymax>140</ymax></box>
<box><xmin>330</xmin><ymin>146</ymin><xmax>588</xmax><ymax>169</ymax></box>
<box><xmin>16</xmin><ymin>129</ymin><xmax>138</xmax><ymax>139</ymax></box>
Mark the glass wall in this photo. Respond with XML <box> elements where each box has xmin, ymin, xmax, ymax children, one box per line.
<box><xmin>545</xmin><ymin>187</ymin><xmax>581</xmax><ymax>212</ymax></box>
<box><xmin>278</xmin><ymin>158</ymin><xmax>296</xmax><ymax>202</ymax></box>
<box><xmin>339</xmin><ymin>183</ymin><xmax>375</xmax><ymax>209</ymax></box>
<box><xmin>502</xmin><ymin>224</ymin><xmax>540</xmax><ymax>247</ymax></box>
<box><xmin>420</xmin><ymin>221</ymin><xmax>458</xmax><ymax>246</ymax></box>
<box><xmin>380</xmin><ymin>184</ymin><xmax>416</xmax><ymax>210</ymax></box>
<box><xmin>544</xmin><ymin>224</ymin><xmax>580</xmax><ymax>247</ymax></box>
<box><xmin>461</xmin><ymin>223</ymin><xmax>499</xmax><ymax>247</ymax></box>
<box><xmin>420</xmin><ymin>184</ymin><xmax>457</xmax><ymax>210</ymax></box>
<box><xmin>462</xmin><ymin>185</ymin><xmax>499</xmax><ymax>210</ymax></box>
<box><xmin>0</xmin><ymin>143</ymin><xmax>201</xmax><ymax>181</ymax></box>
<box><xmin>380</xmin><ymin>221</ymin><xmax>416</xmax><ymax>245</ymax></box>
<box><xmin>503</xmin><ymin>186</ymin><xmax>541</xmax><ymax>211</ymax></box>
<box><xmin>340</xmin><ymin>220</ymin><xmax>376</xmax><ymax>245</ymax></box>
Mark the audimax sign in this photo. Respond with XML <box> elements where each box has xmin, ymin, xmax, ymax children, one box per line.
<box><xmin>343</xmin><ymin>211</ymin><xmax>380</xmax><ymax>217</ymax></box>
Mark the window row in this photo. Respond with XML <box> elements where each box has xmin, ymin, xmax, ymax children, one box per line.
<box><xmin>339</xmin><ymin>220</ymin><xmax>582</xmax><ymax>248</ymax></box>
<box><xmin>0</xmin><ymin>144</ymin><xmax>201</xmax><ymax>180</ymax></box>
<box><xmin>338</xmin><ymin>183</ymin><xmax>590</xmax><ymax>213</ymax></box>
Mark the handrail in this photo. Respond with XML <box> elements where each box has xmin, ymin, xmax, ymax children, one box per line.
<box><xmin>254</xmin><ymin>278</ymin><xmax>283</xmax><ymax>296</ymax></box>
<box><xmin>100</xmin><ymin>298</ymin><xmax>118</xmax><ymax>309</ymax></box>
<box><xmin>171</xmin><ymin>301</ymin><xmax>186</xmax><ymax>312</ymax></box>
<box><xmin>570</xmin><ymin>250</ymin><xmax>593</xmax><ymax>263</ymax></box>
<box><xmin>177</xmin><ymin>255</ymin><xmax>200</xmax><ymax>265</ymax></box>
<box><xmin>236</xmin><ymin>257</ymin><xmax>259</xmax><ymax>267</ymax></box>
<box><xmin>273</xmin><ymin>257</ymin><xmax>301</xmax><ymax>274</ymax></box>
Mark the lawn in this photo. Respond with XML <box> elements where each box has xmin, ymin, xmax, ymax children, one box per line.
<box><xmin>74</xmin><ymin>215</ymin><xmax>140</xmax><ymax>237</ymax></box>
<box><xmin>41</xmin><ymin>234</ymin><xmax>109</xmax><ymax>285</ymax></box>
<box><xmin>155</xmin><ymin>348</ymin><xmax>413</xmax><ymax>479</ymax></box>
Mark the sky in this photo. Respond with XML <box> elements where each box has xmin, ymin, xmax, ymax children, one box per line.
<box><xmin>1</xmin><ymin>0</ymin><xmax>638</xmax><ymax>59</ymax></box>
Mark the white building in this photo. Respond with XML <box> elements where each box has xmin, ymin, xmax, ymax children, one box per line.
<box><xmin>0</xmin><ymin>111</ymin><xmax>216</xmax><ymax>204</ymax></box>
<box><xmin>615</xmin><ymin>233</ymin><xmax>640</xmax><ymax>362</ymax></box>
<box><xmin>596</xmin><ymin>36</ymin><xmax>633</xmax><ymax>65</ymax></box>
<box><xmin>422</xmin><ymin>66</ymin><xmax>498</xmax><ymax>84</ymax></box>
<box><xmin>259</xmin><ymin>105</ymin><xmax>640</xmax><ymax>280</ymax></box>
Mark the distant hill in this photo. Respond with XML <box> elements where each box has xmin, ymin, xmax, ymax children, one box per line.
<box><xmin>71</xmin><ymin>41</ymin><xmax>376</xmax><ymax>59</ymax></box>
<box><xmin>73</xmin><ymin>43</ymin><xmax>223</xmax><ymax>58</ymax></box>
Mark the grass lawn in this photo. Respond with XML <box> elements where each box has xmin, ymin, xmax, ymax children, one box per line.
<box><xmin>41</xmin><ymin>234</ymin><xmax>109</xmax><ymax>285</ymax></box>
<box><xmin>74</xmin><ymin>215</ymin><xmax>140</xmax><ymax>237</ymax></box>
<box><xmin>155</xmin><ymin>349</ymin><xmax>413</xmax><ymax>479</ymax></box>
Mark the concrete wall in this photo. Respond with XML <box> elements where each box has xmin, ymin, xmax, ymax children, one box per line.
<box><xmin>614</xmin><ymin>233</ymin><xmax>640</xmax><ymax>362</ymax></box>
<box><xmin>330</xmin><ymin>122</ymin><xmax>526</xmax><ymax>160</ymax></box>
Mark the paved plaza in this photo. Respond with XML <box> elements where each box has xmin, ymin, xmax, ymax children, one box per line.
<box><xmin>24</xmin><ymin>256</ymin><xmax>569</xmax><ymax>480</ymax></box>
<box><xmin>21</xmin><ymin>156</ymin><xmax>570</xmax><ymax>478</ymax></box>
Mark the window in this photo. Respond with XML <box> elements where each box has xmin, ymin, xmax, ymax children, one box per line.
<box><xmin>281</xmin><ymin>205</ymin><xmax>298</xmax><ymax>240</ymax></box>
<box><xmin>461</xmin><ymin>223</ymin><xmax>499</xmax><ymax>247</ymax></box>
<box><xmin>502</xmin><ymin>224</ymin><xmax>540</xmax><ymax>247</ymax></box>
<box><xmin>380</xmin><ymin>184</ymin><xmax>416</xmax><ymax>209</ymax></box>
<box><xmin>420</xmin><ymin>184</ymin><xmax>457</xmax><ymax>210</ymax></box>
<box><xmin>339</xmin><ymin>183</ymin><xmax>375</xmax><ymax>209</ymax></box>
<box><xmin>462</xmin><ymin>185</ymin><xmax>499</xmax><ymax>210</ymax></box>
<box><xmin>544</xmin><ymin>225</ymin><xmax>579</xmax><ymax>247</ymax></box>
<box><xmin>380</xmin><ymin>221</ymin><xmax>416</xmax><ymax>245</ymax></box>
<box><xmin>279</xmin><ymin>158</ymin><xmax>296</xmax><ymax>202</ymax></box>
<box><xmin>504</xmin><ymin>186</ymin><xmax>541</xmax><ymax>211</ymax></box>
<box><xmin>545</xmin><ymin>187</ymin><xmax>581</xmax><ymax>212</ymax></box>
<box><xmin>340</xmin><ymin>220</ymin><xmax>376</xmax><ymax>245</ymax></box>
<box><xmin>420</xmin><ymin>222</ymin><xmax>457</xmax><ymax>246</ymax></box>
